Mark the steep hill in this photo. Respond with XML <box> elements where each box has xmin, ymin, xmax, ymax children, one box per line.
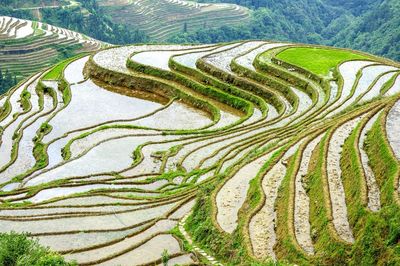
<box><xmin>331</xmin><ymin>0</ymin><xmax>400</xmax><ymax>61</ymax></box>
<box><xmin>0</xmin><ymin>16</ymin><xmax>108</xmax><ymax>93</ymax></box>
<box><xmin>0</xmin><ymin>41</ymin><xmax>399</xmax><ymax>265</ymax></box>
<box><xmin>97</xmin><ymin>0</ymin><xmax>250</xmax><ymax>41</ymax></box>
<box><xmin>0</xmin><ymin>0</ymin><xmax>249</xmax><ymax>43</ymax></box>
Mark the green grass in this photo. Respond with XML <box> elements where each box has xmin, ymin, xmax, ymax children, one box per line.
<box><xmin>276</xmin><ymin>47</ymin><xmax>370</xmax><ymax>77</ymax></box>
<box><xmin>42</xmin><ymin>60</ymin><xmax>71</xmax><ymax>80</ymax></box>
<box><xmin>364</xmin><ymin>111</ymin><xmax>399</xmax><ymax>205</ymax></box>
<box><xmin>42</xmin><ymin>54</ymin><xmax>86</xmax><ymax>81</ymax></box>
<box><xmin>340</xmin><ymin>121</ymin><xmax>367</xmax><ymax>229</ymax></box>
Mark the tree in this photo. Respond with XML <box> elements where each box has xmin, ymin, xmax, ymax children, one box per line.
<box><xmin>0</xmin><ymin>68</ymin><xmax>18</xmax><ymax>95</ymax></box>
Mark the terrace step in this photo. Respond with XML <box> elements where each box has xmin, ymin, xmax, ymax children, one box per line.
<box><xmin>1</xmin><ymin>42</ymin><xmax>399</xmax><ymax>265</ymax></box>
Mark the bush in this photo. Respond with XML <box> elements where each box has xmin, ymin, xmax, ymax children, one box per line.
<box><xmin>0</xmin><ymin>232</ymin><xmax>75</xmax><ymax>266</ymax></box>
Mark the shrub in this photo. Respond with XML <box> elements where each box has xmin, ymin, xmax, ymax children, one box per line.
<box><xmin>0</xmin><ymin>232</ymin><xmax>75</xmax><ymax>266</ymax></box>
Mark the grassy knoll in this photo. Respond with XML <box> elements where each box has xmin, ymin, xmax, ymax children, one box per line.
<box><xmin>276</xmin><ymin>47</ymin><xmax>370</xmax><ymax>77</ymax></box>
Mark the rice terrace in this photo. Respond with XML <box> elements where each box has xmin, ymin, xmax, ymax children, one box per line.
<box><xmin>96</xmin><ymin>0</ymin><xmax>250</xmax><ymax>41</ymax></box>
<box><xmin>0</xmin><ymin>1</ymin><xmax>400</xmax><ymax>266</ymax></box>
<box><xmin>0</xmin><ymin>15</ymin><xmax>107</xmax><ymax>84</ymax></box>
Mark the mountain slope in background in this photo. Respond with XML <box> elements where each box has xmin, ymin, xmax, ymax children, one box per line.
<box><xmin>0</xmin><ymin>0</ymin><xmax>147</xmax><ymax>44</ymax></box>
<box><xmin>0</xmin><ymin>15</ymin><xmax>107</xmax><ymax>94</ymax></box>
<box><xmin>331</xmin><ymin>0</ymin><xmax>399</xmax><ymax>61</ymax></box>
<box><xmin>97</xmin><ymin>0</ymin><xmax>250</xmax><ymax>42</ymax></box>
<box><xmin>179</xmin><ymin>0</ymin><xmax>399</xmax><ymax>61</ymax></box>
<box><xmin>0</xmin><ymin>0</ymin><xmax>398</xmax><ymax>60</ymax></box>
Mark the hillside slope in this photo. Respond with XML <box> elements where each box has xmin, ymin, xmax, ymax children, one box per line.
<box><xmin>97</xmin><ymin>0</ymin><xmax>250</xmax><ymax>42</ymax></box>
<box><xmin>174</xmin><ymin>0</ymin><xmax>399</xmax><ymax>61</ymax></box>
<box><xmin>0</xmin><ymin>41</ymin><xmax>399</xmax><ymax>265</ymax></box>
<box><xmin>0</xmin><ymin>0</ymin><xmax>148</xmax><ymax>45</ymax></box>
<box><xmin>330</xmin><ymin>0</ymin><xmax>400</xmax><ymax>61</ymax></box>
<box><xmin>0</xmin><ymin>15</ymin><xmax>108</xmax><ymax>94</ymax></box>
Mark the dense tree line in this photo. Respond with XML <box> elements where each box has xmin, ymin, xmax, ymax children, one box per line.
<box><xmin>169</xmin><ymin>7</ymin><xmax>330</xmax><ymax>44</ymax></box>
<box><xmin>331</xmin><ymin>0</ymin><xmax>400</xmax><ymax>61</ymax></box>
<box><xmin>0</xmin><ymin>69</ymin><xmax>18</xmax><ymax>95</ymax></box>
<box><xmin>173</xmin><ymin>0</ymin><xmax>345</xmax><ymax>45</ymax></box>
<box><xmin>0</xmin><ymin>6</ymin><xmax>34</xmax><ymax>20</ymax></box>
<box><xmin>168</xmin><ymin>0</ymin><xmax>343</xmax><ymax>45</ymax></box>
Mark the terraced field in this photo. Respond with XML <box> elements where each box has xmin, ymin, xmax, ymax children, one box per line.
<box><xmin>0</xmin><ymin>41</ymin><xmax>400</xmax><ymax>265</ymax></box>
<box><xmin>0</xmin><ymin>16</ymin><xmax>107</xmax><ymax>81</ymax></box>
<box><xmin>97</xmin><ymin>0</ymin><xmax>250</xmax><ymax>42</ymax></box>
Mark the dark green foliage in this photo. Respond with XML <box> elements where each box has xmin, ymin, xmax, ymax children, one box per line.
<box><xmin>39</xmin><ymin>0</ymin><xmax>147</xmax><ymax>44</ymax></box>
<box><xmin>198</xmin><ymin>0</ymin><xmax>379</xmax><ymax>15</ymax></box>
<box><xmin>171</xmin><ymin>0</ymin><xmax>342</xmax><ymax>44</ymax></box>
<box><xmin>0</xmin><ymin>69</ymin><xmax>18</xmax><ymax>95</ymax></box>
<box><xmin>0</xmin><ymin>232</ymin><xmax>75</xmax><ymax>266</ymax></box>
<box><xmin>331</xmin><ymin>0</ymin><xmax>400</xmax><ymax>61</ymax></box>
<box><xmin>323</xmin><ymin>0</ymin><xmax>379</xmax><ymax>15</ymax></box>
<box><xmin>0</xmin><ymin>3</ymin><xmax>33</xmax><ymax>19</ymax></box>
